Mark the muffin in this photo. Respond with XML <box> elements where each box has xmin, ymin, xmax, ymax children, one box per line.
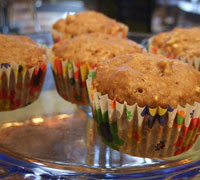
<box><xmin>51</xmin><ymin>11</ymin><xmax>128</xmax><ymax>42</ymax></box>
<box><xmin>51</xmin><ymin>32</ymin><xmax>144</xmax><ymax>105</ymax></box>
<box><xmin>86</xmin><ymin>53</ymin><xmax>200</xmax><ymax>158</ymax></box>
<box><xmin>148</xmin><ymin>27</ymin><xmax>200</xmax><ymax>70</ymax></box>
<box><xmin>0</xmin><ymin>34</ymin><xmax>47</xmax><ymax>111</ymax></box>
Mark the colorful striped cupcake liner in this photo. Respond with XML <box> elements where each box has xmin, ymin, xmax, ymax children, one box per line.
<box><xmin>0</xmin><ymin>59</ymin><xmax>47</xmax><ymax>111</ymax></box>
<box><xmin>86</xmin><ymin>72</ymin><xmax>200</xmax><ymax>159</ymax></box>
<box><xmin>51</xmin><ymin>28</ymin><xmax>72</xmax><ymax>43</ymax></box>
<box><xmin>50</xmin><ymin>51</ymin><xmax>97</xmax><ymax>105</ymax></box>
<box><xmin>148</xmin><ymin>37</ymin><xmax>200</xmax><ymax>71</ymax></box>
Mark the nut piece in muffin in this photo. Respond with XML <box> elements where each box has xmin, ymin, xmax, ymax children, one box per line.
<box><xmin>88</xmin><ymin>52</ymin><xmax>200</xmax><ymax>158</ymax></box>
<box><xmin>51</xmin><ymin>32</ymin><xmax>144</xmax><ymax>105</ymax></box>
<box><xmin>149</xmin><ymin>27</ymin><xmax>200</xmax><ymax>70</ymax></box>
<box><xmin>0</xmin><ymin>34</ymin><xmax>47</xmax><ymax>111</ymax></box>
<box><xmin>51</xmin><ymin>10</ymin><xmax>128</xmax><ymax>42</ymax></box>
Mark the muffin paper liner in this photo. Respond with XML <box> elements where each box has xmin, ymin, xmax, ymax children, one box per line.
<box><xmin>50</xmin><ymin>51</ymin><xmax>97</xmax><ymax>105</ymax></box>
<box><xmin>0</xmin><ymin>58</ymin><xmax>47</xmax><ymax>111</ymax></box>
<box><xmin>148</xmin><ymin>37</ymin><xmax>200</xmax><ymax>71</ymax></box>
<box><xmin>51</xmin><ymin>28</ymin><xmax>65</xmax><ymax>43</ymax></box>
<box><xmin>86</xmin><ymin>73</ymin><xmax>200</xmax><ymax>158</ymax></box>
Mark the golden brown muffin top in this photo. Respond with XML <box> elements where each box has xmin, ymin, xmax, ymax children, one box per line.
<box><xmin>52</xmin><ymin>32</ymin><xmax>143</xmax><ymax>65</ymax></box>
<box><xmin>93</xmin><ymin>53</ymin><xmax>200</xmax><ymax>108</ymax></box>
<box><xmin>0</xmin><ymin>34</ymin><xmax>46</xmax><ymax>67</ymax></box>
<box><xmin>152</xmin><ymin>27</ymin><xmax>200</xmax><ymax>57</ymax></box>
<box><xmin>52</xmin><ymin>11</ymin><xmax>128</xmax><ymax>38</ymax></box>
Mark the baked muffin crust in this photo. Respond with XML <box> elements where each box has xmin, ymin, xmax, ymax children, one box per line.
<box><xmin>52</xmin><ymin>11</ymin><xmax>128</xmax><ymax>38</ymax></box>
<box><xmin>52</xmin><ymin>32</ymin><xmax>143</xmax><ymax>65</ymax></box>
<box><xmin>152</xmin><ymin>27</ymin><xmax>200</xmax><ymax>57</ymax></box>
<box><xmin>93</xmin><ymin>53</ymin><xmax>200</xmax><ymax>108</ymax></box>
<box><xmin>0</xmin><ymin>34</ymin><xmax>46</xmax><ymax>67</ymax></box>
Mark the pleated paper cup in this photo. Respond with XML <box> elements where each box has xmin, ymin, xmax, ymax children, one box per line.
<box><xmin>86</xmin><ymin>73</ymin><xmax>200</xmax><ymax>159</ymax></box>
<box><xmin>148</xmin><ymin>37</ymin><xmax>200</xmax><ymax>71</ymax></box>
<box><xmin>0</xmin><ymin>57</ymin><xmax>47</xmax><ymax>111</ymax></box>
<box><xmin>51</xmin><ymin>27</ymin><xmax>71</xmax><ymax>43</ymax></box>
<box><xmin>50</xmin><ymin>51</ymin><xmax>97</xmax><ymax>105</ymax></box>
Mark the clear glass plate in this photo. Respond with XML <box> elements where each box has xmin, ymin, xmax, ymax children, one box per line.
<box><xmin>0</xmin><ymin>67</ymin><xmax>200</xmax><ymax>179</ymax></box>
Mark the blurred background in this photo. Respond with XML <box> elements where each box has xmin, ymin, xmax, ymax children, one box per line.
<box><xmin>1</xmin><ymin>0</ymin><xmax>200</xmax><ymax>36</ymax></box>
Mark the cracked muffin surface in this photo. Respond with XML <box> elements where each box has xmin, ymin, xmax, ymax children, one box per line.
<box><xmin>0</xmin><ymin>34</ymin><xmax>46</xmax><ymax>67</ymax></box>
<box><xmin>52</xmin><ymin>32</ymin><xmax>144</xmax><ymax>65</ymax></box>
<box><xmin>93</xmin><ymin>53</ymin><xmax>200</xmax><ymax>108</ymax></box>
<box><xmin>52</xmin><ymin>11</ymin><xmax>128</xmax><ymax>40</ymax></box>
<box><xmin>151</xmin><ymin>27</ymin><xmax>200</xmax><ymax>57</ymax></box>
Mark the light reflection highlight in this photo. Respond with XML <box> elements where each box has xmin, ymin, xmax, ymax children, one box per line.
<box><xmin>2</xmin><ymin>122</ymin><xmax>24</xmax><ymax>129</ymax></box>
<box><xmin>62</xmin><ymin>11</ymin><xmax>75</xmax><ymax>19</ymax></box>
<box><xmin>57</xmin><ymin>114</ymin><xmax>72</xmax><ymax>119</ymax></box>
<box><xmin>32</xmin><ymin>117</ymin><xmax>44</xmax><ymax>124</ymax></box>
<box><xmin>1</xmin><ymin>114</ymin><xmax>73</xmax><ymax>129</ymax></box>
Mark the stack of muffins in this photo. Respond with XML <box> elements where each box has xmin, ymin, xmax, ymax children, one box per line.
<box><xmin>1</xmin><ymin>10</ymin><xmax>200</xmax><ymax>159</ymax></box>
<box><xmin>50</xmin><ymin>11</ymin><xmax>200</xmax><ymax>158</ymax></box>
<box><xmin>51</xmin><ymin>32</ymin><xmax>144</xmax><ymax>105</ymax></box>
<box><xmin>50</xmin><ymin>11</ymin><xmax>144</xmax><ymax>105</ymax></box>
